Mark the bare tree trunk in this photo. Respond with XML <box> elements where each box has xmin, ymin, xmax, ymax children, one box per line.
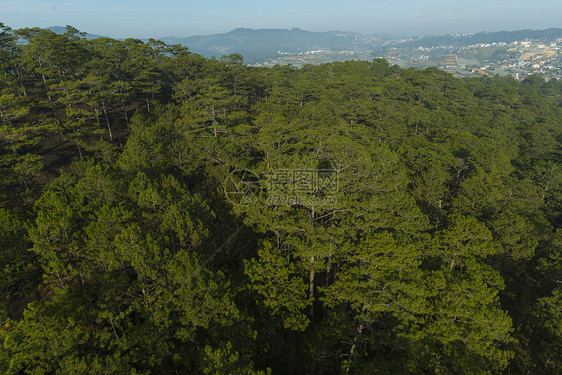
<box><xmin>102</xmin><ymin>103</ymin><xmax>113</xmax><ymax>141</ymax></box>
<box><xmin>0</xmin><ymin>107</ymin><xmax>7</xmax><ymax>125</ymax></box>
<box><xmin>346</xmin><ymin>307</ymin><xmax>367</xmax><ymax>375</ymax></box>
<box><xmin>309</xmin><ymin>257</ymin><xmax>315</xmax><ymax>318</ymax></box>
<box><xmin>121</xmin><ymin>95</ymin><xmax>129</xmax><ymax>123</ymax></box>
<box><xmin>40</xmin><ymin>72</ymin><xmax>60</xmax><ymax>126</ymax></box>
<box><xmin>76</xmin><ymin>142</ymin><xmax>83</xmax><ymax>160</ymax></box>
<box><xmin>323</xmin><ymin>255</ymin><xmax>332</xmax><ymax>317</ymax></box>
<box><xmin>309</xmin><ymin>207</ymin><xmax>316</xmax><ymax>318</ymax></box>
<box><xmin>14</xmin><ymin>65</ymin><xmax>27</xmax><ymax>97</ymax></box>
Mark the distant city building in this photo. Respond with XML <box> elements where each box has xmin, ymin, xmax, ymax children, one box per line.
<box><xmin>444</xmin><ymin>53</ymin><xmax>457</xmax><ymax>68</ymax></box>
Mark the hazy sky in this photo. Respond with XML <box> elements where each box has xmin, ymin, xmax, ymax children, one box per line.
<box><xmin>2</xmin><ymin>0</ymin><xmax>562</xmax><ymax>38</ymax></box>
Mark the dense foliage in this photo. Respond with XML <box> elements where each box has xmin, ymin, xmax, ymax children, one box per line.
<box><xmin>0</xmin><ymin>24</ymin><xmax>561</xmax><ymax>374</ymax></box>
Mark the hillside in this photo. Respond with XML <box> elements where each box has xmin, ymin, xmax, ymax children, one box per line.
<box><xmin>0</xmin><ymin>23</ymin><xmax>561</xmax><ymax>375</ymax></box>
<box><xmin>395</xmin><ymin>27</ymin><xmax>562</xmax><ymax>48</ymax></box>
<box><xmin>41</xmin><ymin>26</ymin><xmax>562</xmax><ymax>67</ymax></box>
<box><xmin>159</xmin><ymin>27</ymin><xmax>386</xmax><ymax>62</ymax></box>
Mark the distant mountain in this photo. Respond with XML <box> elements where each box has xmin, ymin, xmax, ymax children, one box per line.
<box><xmin>394</xmin><ymin>28</ymin><xmax>562</xmax><ymax>48</ymax></box>
<box><xmin>46</xmin><ymin>26</ymin><xmax>107</xmax><ymax>40</ymax></box>
<box><xmin>41</xmin><ymin>26</ymin><xmax>387</xmax><ymax>64</ymax></box>
<box><xmin>160</xmin><ymin>28</ymin><xmax>384</xmax><ymax>59</ymax></box>
<box><xmin>41</xmin><ymin>26</ymin><xmax>562</xmax><ymax>65</ymax></box>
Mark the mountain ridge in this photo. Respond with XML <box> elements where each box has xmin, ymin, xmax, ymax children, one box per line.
<box><xmin>45</xmin><ymin>26</ymin><xmax>107</xmax><ymax>40</ymax></box>
<box><xmin>159</xmin><ymin>27</ymin><xmax>387</xmax><ymax>58</ymax></box>
<box><xmin>43</xmin><ymin>26</ymin><xmax>562</xmax><ymax>64</ymax></box>
<box><xmin>394</xmin><ymin>27</ymin><xmax>562</xmax><ymax>47</ymax></box>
